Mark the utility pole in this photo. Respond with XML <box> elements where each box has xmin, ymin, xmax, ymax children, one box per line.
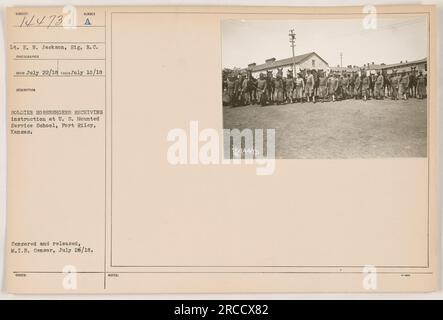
<box><xmin>340</xmin><ymin>52</ymin><xmax>343</xmax><ymax>68</ymax></box>
<box><xmin>289</xmin><ymin>28</ymin><xmax>296</xmax><ymax>77</ymax></box>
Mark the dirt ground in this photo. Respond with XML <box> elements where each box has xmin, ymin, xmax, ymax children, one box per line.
<box><xmin>223</xmin><ymin>98</ymin><xmax>427</xmax><ymax>158</ymax></box>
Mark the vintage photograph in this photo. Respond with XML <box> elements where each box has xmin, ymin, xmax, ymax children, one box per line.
<box><xmin>222</xmin><ymin>17</ymin><xmax>428</xmax><ymax>158</ymax></box>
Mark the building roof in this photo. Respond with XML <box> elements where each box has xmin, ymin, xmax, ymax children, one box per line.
<box><xmin>363</xmin><ymin>58</ymin><xmax>426</xmax><ymax>70</ymax></box>
<box><xmin>383</xmin><ymin>58</ymin><xmax>427</xmax><ymax>69</ymax></box>
<box><xmin>329</xmin><ymin>66</ymin><xmax>360</xmax><ymax>73</ymax></box>
<box><xmin>362</xmin><ymin>63</ymin><xmax>385</xmax><ymax>70</ymax></box>
<box><xmin>241</xmin><ymin>55</ymin><xmax>426</xmax><ymax>74</ymax></box>
<box><xmin>248</xmin><ymin>52</ymin><xmax>328</xmax><ymax>72</ymax></box>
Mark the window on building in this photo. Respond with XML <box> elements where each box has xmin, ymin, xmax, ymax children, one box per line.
<box><xmin>312</xmin><ymin>59</ymin><xmax>315</xmax><ymax>67</ymax></box>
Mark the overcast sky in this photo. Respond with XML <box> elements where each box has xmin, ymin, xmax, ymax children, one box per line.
<box><xmin>222</xmin><ymin>16</ymin><xmax>427</xmax><ymax>69</ymax></box>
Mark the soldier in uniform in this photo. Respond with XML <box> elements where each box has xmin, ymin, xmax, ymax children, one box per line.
<box><xmin>222</xmin><ymin>72</ymin><xmax>230</xmax><ymax>106</ymax></box>
<box><xmin>341</xmin><ymin>73</ymin><xmax>350</xmax><ymax>100</ymax></box>
<box><xmin>374</xmin><ymin>71</ymin><xmax>384</xmax><ymax>100</ymax></box>
<box><xmin>409</xmin><ymin>70</ymin><xmax>417</xmax><ymax>98</ymax></box>
<box><xmin>327</xmin><ymin>73</ymin><xmax>339</xmax><ymax>102</ymax></box>
<box><xmin>390</xmin><ymin>70</ymin><xmax>399</xmax><ymax>100</ymax></box>
<box><xmin>337</xmin><ymin>73</ymin><xmax>343</xmax><ymax>100</ymax></box>
<box><xmin>284</xmin><ymin>70</ymin><xmax>294</xmax><ymax>104</ymax></box>
<box><xmin>293</xmin><ymin>72</ymin><xmax>305</xmax><ymax>103</ymax></box>
<box><xmin>383</xmin><ymin>71</ymin><xmax>391</xmax><ymax>98</ymax></box>
<box><xmin>399</xmin><ymin>71</ymin><xmax>410</xmax><ymax>100</ymax></box>
<box><xmin>361</xmin><ymin>73</ymin><xmax>370</xmax><ymax>101</ymax></box>
<box><xmin>313</xmin><ymin>70</ymin><xmax>320</xmax><ymax>102</ymax></box>
<box><xmin>305</xmin><ymin>69</ymin><xmax>315</xmax><ymax>103</ymax></box>
<box><xmin>256</xmin><ymin>72</ymin><xmax>268</xmax><ymax>106</ymax></box>
<box><xmin>248</xmin><ymin>72</ymin><xmax>258</xmax><ymax>105</ymax></box>
<box><xmin>348</xmin><ymin>72</ymin><xmax>355</xmax><ymax>99</ymax></box>
<box><xmin>226</xmin><ymin>73</ymin><xmax>239</xmax><ymax>107</ymax></box>
<box><xmin>416</xmin><ymin>71</ymin><xmax>426</xmax><ymax>99</ymax></box>
<box><xmin>369</xmin><ymin>71</ymin><xmax>377</xmax><ymax>98</ymax></box>
<box><xmin>273</xmin><ymin>71</ymin><xmax>285</xmax><ymax>105</ymax></box>
<box><xmin>266</xmin><ymin>70</ymin><xmax>275</xmax><ymax>105</ymax></box>
<box><xmin>317</xmin><ymin>71</ymin><xmax>328</xmax><ymax>103</ymax></box>
<box><xmin>353</xmin><ymin>73</ymin><xmax>362</xmax><ymax>100</ymax></box>
<box><xmin>239</xmin><ymin>73</ymin><xmax>250</xmax><ymax>106</ymax></box>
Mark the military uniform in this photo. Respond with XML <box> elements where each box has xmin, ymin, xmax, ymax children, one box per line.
<box><xmin>361</xmin><ymin>76</ymin><xmax>370</xmax><ymax>100</ymax></box>
<box><xmin>226</xmin><ymin>76</ymin><xmax>238</xmax><ymax>106</ymax></box>
<box><xmin>305</xmin><ymin>73</ymin><xmax>315</xmax><ymax>100</ymax></box>
<box><xmin>374</xmin><ymin>74</ymin><xmax>384</xmax><ymax>99</ymax></box>
<box><xmin>399</xmin><ymin>73</ymin><xmax>410</xmax><ymax>99</ymax></box>
<box><xmin>239</xmin><ymin>76</ymin><xmax>250</xmax><ymax>105</ymax></box>
<box><xmin>354</xmin><ymin>75</ymin><xmax>361</xmax><ymax>99</ymax></box>
<box><xmin>348</xmin><ymin>74</ymin><xmax>355</xmax><ymax>98</ymax></box>
<box><xmin>390</xmin><ymin>73</ymin><xmax>399</xmax><ymax>100</ymax></box>
<box><xmin>266</xmin><ymin>71</ymin><xmax>274</xmax><ymax>103</ymax></box>
<box><xmin>370</xmin><ymin>73</ymin><xmax>377</xmax><ymax>97</ymax></box>
<box><xmin>256</xmin><ymin>74</ymin><xmax>268</xmax><ymax>106</ymax></box>
<box><xmin>293</xmin><ymin>76</ymin><xmax>305</xmax><ymax>101</ymax></box>
<box><xmin>327</xmin><ymin>75</ymin><xmax>338</xmax><ymax>101</ymax></box>
<box><xmin>318</xmin><ymin>75</ymin><xmax>328</xmax><ymax>101</ymax></box>
<box><xmin>248</xmin><ymin>76</ymin><xmax>258</xmax><ymax>104</ymax></box>
<box><xmin>284</xmin><ymin>75</ymin><xmax>294</xmax><ymax>103</ymax></box>
<box><xmin>341</xmin><ymin>76</ymin><xmax>350</xmax><ymax>99</ymax></box>
<box><xmin>409</xmin><ymin>73</ymin><xmax>417</xmax><ymax>98</ymax></box>
<box><xmin>416</xmin><ymin>73</ymin><xmax>426</xmax><ymax>99</ymax></box>
<box><xmin>273</xmin><ymin>76</ymin><xmax>285</xmax><ymax>104</ymax></box>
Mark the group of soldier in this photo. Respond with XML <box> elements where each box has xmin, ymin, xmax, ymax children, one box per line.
<box><xmin>222</xmin><ymin>67</ymin><xmax>427</xmax><ymax>107</ymax></box>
